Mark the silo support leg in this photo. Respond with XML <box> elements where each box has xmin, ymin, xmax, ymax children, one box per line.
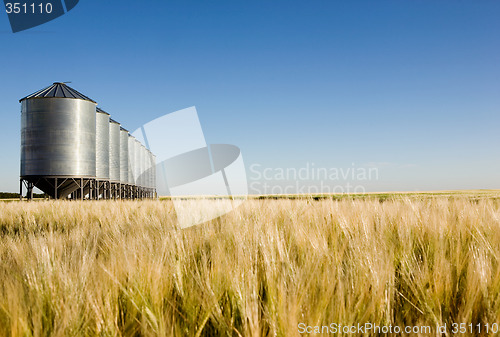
<box><xmin>29</xmin><ymin>182</ymin><xmax>33</xmax><ymax>200</ymax></box>
<box><xmin>81</xmin><ymin>178</ymin><xmax>84</xmax><ymax>200</ymax></box>
<box><xmin>89</xmin><ymin>180</ymin><xmax>93</xmax><ymax>200</ymax></box>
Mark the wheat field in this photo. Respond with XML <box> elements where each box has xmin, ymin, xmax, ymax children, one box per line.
<box><xmin>0</xmin><ymin>194</ymin><xmax>500</xmax><ymax>336</ymax></box>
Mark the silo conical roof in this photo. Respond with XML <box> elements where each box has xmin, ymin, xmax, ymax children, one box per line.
<box><xmin>97</xmin><ymin>107</ymin><xmax>110</xmax><ymax>115</ymax></box>
<box><xmin>19</xmin><ymin>82</ymin><xmax>97</xmax><ymax>103</ymax></box>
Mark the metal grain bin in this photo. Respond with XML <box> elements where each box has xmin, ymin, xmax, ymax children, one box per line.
<box><xmin>120</xmin><ymin>127</ymin><xmax>129</xmax><ymax>184</ymax></box>
<box><xmin>20</xmin><ymin>83</ymin><xmax>97</xmax><ymax>178</ymax></box>
<box><xmin>145</xmin><ymin>149</ymin><xmax>150</xmax><ymax>189</ymax></box>
<box><xmin>152</xmin><ymin>153</ymin><xmax>156</xmax><ymax>190</ymax></box>
<box><xmin>144</xmin><ymin>148</ymin><xmax>151</xmax><ymax>188</ymax></box>
<box><xmin>96</xmin><ymin>108</ymin><xmax>110</xmax><ymax>180</ymax></box>
<box><xmin>138</xmin><ymin>143</ymin><xmax>145</xmax><ymax>187</ymax></box>
<box><xmin>149</xmin><ymin>150</ymin><xmax>156</xmax><ymax>189</ymax></box>
<box><xmin>109</xmin><ymin>119</ymin><xmax>121</xmax><ymax>182</ymax></box>
<box><xmin>134</xmin><ymin>139</ymin><xmax>142</xmax><ymax>187</ymax></box>
<box><xmin>128</xmin><ymin>135</ymin><xmax>136</xmax><ymax>185</ymax></box>
<box><xmin>141</xmin><ymin>144</ymin><xmax>147</xmax><ymax>188</ymax></box>
<box><xmin>146</xmin><ymin>150</ymin><xmax>155</xmax><ymax>189</ymax></box>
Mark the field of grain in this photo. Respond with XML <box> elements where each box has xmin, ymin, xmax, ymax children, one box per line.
<box><xmin>1</xmin><ymin>194</ymin><xmax>500</xmax><ymax>336</ymax></box>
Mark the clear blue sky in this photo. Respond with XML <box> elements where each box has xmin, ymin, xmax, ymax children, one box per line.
<box><xmin>0</xmin><ymin>0</ymin><xmax>499</xmax><ymax>193</ymax></box>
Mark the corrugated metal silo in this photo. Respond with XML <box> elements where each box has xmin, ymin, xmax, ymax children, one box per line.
<box><xmin>20</xmin><ymin>82</ymin><xmax>97</xmax><ymax>199</ymax></box>
<box><xmin>144</xmin><ymin>148</ymin><xmax>152</xmax><ymax>189</ymax></box>
<box><xmin>19</xmin><ymin>82</ymin><xmax>158</xmax><ymax>200</ymax></box>
<box><xmin>128</xmin><ymin>135</ymin><xmax>136</xmax><ymax>185</ymax></box>
<box><xmin>149</xmin><ymin>150</ymin><xmax>155</xmax><ymax>189</ymax></box>
<box><xmin>96</xmin><ymin>108</ymin><xmax>110</xmax><ymax>180</ymax></box>
<box><xmin>142</xmin><ymin>145</ymin><xmax>148</xmax><ymax>188</ymax></box>
<box><xmin>119</xmin><ymin>127</ymin><xmax>129</xmax><ymax>185</ymax></box>
<box><xmin>134</xmin><ymin>139</ymin><xmax>142</xmax><ymax>187</ymax></box>
<box><xmin>146</xmin><ymin>150</ymin><xmax>154</xmax><ymax>190</ymax></box>
<box><xmin>151</xmin><ymin>152</ymin><xmax>156</xmax><ymax>193</ymax></box>
<box><xmin>139</xmin><ymin>144</ymin><xmax>146</xmax><ymax>188</ymax></box>
<box><xmin>109</xmin><ymin>119</ymin><xmax>121</xmax><ymax>182</ymax></box>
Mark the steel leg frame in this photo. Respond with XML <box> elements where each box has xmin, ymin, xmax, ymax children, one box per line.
<box><xmin>95</xmin><ymin>180</ymin><xmax>111</xmax><ymax>200</ymax></box>
<box><xmin>20</xmin><ymin>176</ymin><xmax>97</xmax><ymax>200</ymax></box>
<box><xmin>20</xmin><ymin>177</ymin><xmax>156</xmax><ymax>201</ymax></box>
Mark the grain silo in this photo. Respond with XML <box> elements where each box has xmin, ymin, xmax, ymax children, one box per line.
<box><xmin>19</xmin><ymin>82</ymin><xmax>156</xmax><ymax>200</ymax></box>
<box><xmin>145</xmin><ymin>149</ymin><xmax>151</xmax><ymax>189</ymax></box>
<box><xmin>151</xmin><ymin>152</ymin><xmax>157</xmax><ymax>198</ymax></box>
<box><xmin>134</xmin><ymin>138</ymin><xmax>142</xmax><ymax>197</ymax></box>
<box><xmin>140</xmin><ymin>144</ymin><xmax>147</xmax><ymax>192</ymax></box>
<box><xmin>96</xmin><ymin>108</ymin><xmax>110</xmax><ymax>199</ymax></box>
<box><xmin>109</xmin><ymin>118</ymin><xmax>121</xmax><ymax>198</ymax></box>
<box><xmin>20</xmin><ymin>82</ymin><xmax>97</xmax><ymax>199</ymax></box>
<box><xmin>134</xmin><ymin>139</ymin><xmax>141</xmax><ymax>188</ymax></box>
<box><xmin>128</xmin><ymin>134</ymin><xmax>136</xmax><ymax>192</ymax></box>
<box><xmin>119</xmin><ymin>127</ymin><xmax>129</xmax><ymax>198</ymax></box>
<box><xmin>138</xmin><ymin>142</ymin><xmax>144</xmax><ymax>192</ymax></box>
<box><xmin>143</xmin><ymin>146</ymin><xmax>151</xmax><ymax>190</ymax></box>
<box><xmin>146</xmin><ymin>149</ymin><xmax>156</xmax><ymax>197</ymax></box>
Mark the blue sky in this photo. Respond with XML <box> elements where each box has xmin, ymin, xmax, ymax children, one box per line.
<box><xmin>0</xmin><ymin>0</ymin><xmax>499</xmax><ymax>193</ymax></box>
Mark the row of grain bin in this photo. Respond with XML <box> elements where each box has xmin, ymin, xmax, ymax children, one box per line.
<box><xmin>19</xmin><ymin>82</ymin><xmax>156</xmax><ymax>200</ymax></box>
